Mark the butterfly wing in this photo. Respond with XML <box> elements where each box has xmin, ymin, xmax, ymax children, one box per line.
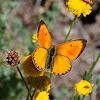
<box><xmin>57</xmin><ymin>39</ymin><xmax>87</xmax><ymax>59</ymax></box>
<box><xmin>52</xmin><ymin>55</ymin><xmax>71</xmax><ymax>75</ymax></box>
<box><xmin>83</xmin><ymin>0</ymin><xmax>93</xmax><ymax>4</ymax></box>
<box><xmin>38</xmin><ymin>20</ymin><xmax>52</xmax><ymax>49</ymax></box>
<box><xmin>32</xmin><ymin>47</ymin><xmax>48</xmax><ymax>71</ymax></box>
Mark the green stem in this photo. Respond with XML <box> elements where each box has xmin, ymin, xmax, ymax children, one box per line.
<box><xmin>82</xmin><ymin>54</ymin><xmax>100</xmax><ymax>100</ymax></box>
<box><xmin>64</xmin><ymin>15</ymin><xmax>77</xmax><ymax>43</ymax></box>
<box><xmin>74</xmin><ymin>94</ymin><xmax>79</xmax><ymax>100</ymax></box>
<box><xmin>32</xmin><ymin>89</ymin><xmax>36</xmax><ymax>99</ymax></box>
<box><xmin>88</xmin><ymin>53</ymin><xmax>100</xmax><ymax>75</ymax></box>
<box><xmin>82</xmin><ymin>95</ymin><xmax>85</xmax><ymax>100</ymax></box>
<box><xmin>26</xmin><ymin>77</ymin><xmax>35</xmax><ymax>100</ymax></box>
<box><xmin>49</xmin><ymin>73</ymin><xmax>52</xmax><ymax>79</ymax></box>
<box><xmin>93</xmin><ymin>50</ymin><xmax>95</xmax><ymax>62</ymax></box>
<box><xmin>86</xmin><ymin>53</ymin><xmax>100</xmax><ymax>80</ymax></box>
<box><xmin>72</xmin><ymin>87</ymin><xmax>75</xmax><ymax>100</ymax></box>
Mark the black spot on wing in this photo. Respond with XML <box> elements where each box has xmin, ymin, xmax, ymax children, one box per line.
<box><xmin>70</xmin><ymin>44</ymin><xmax>72</xmax><ymax>47</ymax></box>
<box><xmin>45</xmin><ymin>33</ymin><xmax>47</xmax><ymax>36</ymax></box>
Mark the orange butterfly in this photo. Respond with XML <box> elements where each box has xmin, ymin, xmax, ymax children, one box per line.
<box><xmin>32</xmin><ymin>20</ymin><xmax>87</xmax><ymax>76</ymax></box>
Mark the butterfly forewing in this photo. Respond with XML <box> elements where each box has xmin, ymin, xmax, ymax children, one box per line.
<box><xmin>38</xmin><ymin>20</ymin><xmax>52</xmax><ymax>49</ymax></box>
<box><xmin>57</xmin><ymin>39</ymin><xmax>87</xmax><ymax>60</ymax></box>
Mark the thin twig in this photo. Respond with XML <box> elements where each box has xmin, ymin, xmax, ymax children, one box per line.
<box><xmin>26</xmin><ymin>77</ymin><xmax>35</xmax><ymax>100</ymax></box>
<box><xmin>16</xmin><ymin>66</ymin><xmax>32</xmax><ymax>99</ymax></box>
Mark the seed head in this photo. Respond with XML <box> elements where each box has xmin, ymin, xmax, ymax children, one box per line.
<box><xmin>4</xmin><ymin>50</ymin><xmax>20</xmax><ymax>67</ymax></box>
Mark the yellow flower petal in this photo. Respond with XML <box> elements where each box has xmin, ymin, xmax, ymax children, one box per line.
<box><xmin>35</xmin><ymin>91</ymin><xmax>50</xmax><ymax>100</ymax></box>
<box><xmin>33</xmin><ymin>76</ymin><xmax>51</xmax><ymax>92</ymax></box>
<box><xmin>25</xmin><ymin>76</ymin><xmax>51</xmax><ymax>92</ymax></box>
<box><xmin>66</xmin><ymin>0</ymin><xmax>92</xmax><ymax>17</ymax></box>
<box><xmin>75</xmin><ymin>80</ymin><xmax>94</xmax><ymax>96</ymax></box>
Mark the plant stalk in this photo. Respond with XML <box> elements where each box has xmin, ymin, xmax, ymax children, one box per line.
<box><xmin>64</xmin><ymin>15</ymin><xmax>77</xmax><ymax>43</ymax></box>
<box><xmin>74</xmin><ymin>94</ymin><xmax>79</xmax><ymax>100</ymax></box>
<box><xmin>32</xmin><ymin>89</ymin><xmax>36</xmax><ymax>99</ymax></box>
<box><xmin>26</xmin><ymin>77</ymin><xmax>34</xmax><ymax>100</ymax></box>
<box><xmin>86</xmin><ymin>53</ymin><xmax>100</xmax><ymax>81</ymax></box>
<box><xmin>82</xmin><ymin>95</ymin><xmax>85</xmax><ymax>100</ymax></box>
<box><xmin>16</xmin><ymin>66</ymin><xmax>32</xmax><ymax>99</ymax></box>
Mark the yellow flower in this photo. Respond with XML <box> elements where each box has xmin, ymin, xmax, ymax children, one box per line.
<box><xmin>25</xmin><ymin>76</ymin><xmax>51</xmax><ymax>92</ymax></box>
<box><xmin>66</xmin><ymin>0</ymin><xmax>92</xmax><ymax>17</ymax></box>
<box><xmin>32</xmin><ymin>33</ymin><xmax>38</xmax><ymax>43</ymax></box>
<box><xmin>22</xmin><ymin>54</ymin><xmax>48</xmax><ymax>77</ymax></box>
<box><xmin>35</xmin><ymin>91</ymin><xmax>50</xmax><ymax>100</ymax></box>
<box><xmin>25</xmin><ymin>76</ymin><xmax>33</xmax><ymax>85</ymax></box>
<box><xmin>33</xmin><ymin>76</ymin><xmax>51</xmax><ymax>92</ymax></box>
<box><xmin>75</xmin><ymin>80</ymin><xmax>94</xmax><ymax>96</ymax></box>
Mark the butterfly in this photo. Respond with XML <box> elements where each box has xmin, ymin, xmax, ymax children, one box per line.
<box><xmin>83</xmin><ymin>0</ymin><xmax>93</xmax><ymax>4</ymax></box>
<box><xmin>32</xmin><ymin>20</ymin><xmax>87</xmax><ymax>76</ymax></box>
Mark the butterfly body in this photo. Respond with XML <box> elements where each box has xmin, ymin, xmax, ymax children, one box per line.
<box><xmin>32</xmin><ymin>20</ymin><xmax>87</xmax><ymax>76</ymax></box>
<box><xmin>45</xmin><ymin>45</ymin><xmax>56</xmax><ymax>72</ymax></box>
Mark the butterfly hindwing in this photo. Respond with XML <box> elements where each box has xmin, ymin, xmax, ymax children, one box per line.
<box><xmin>32</xmin><ymin>47</ymin><xmax>48</xmax><ymax>71</ymax></box>
<box><xmin>52</xmin><ymin>55</ymin><xmax>71</xmax><ymax>76</ymax></box>
<box><xmin>57</xmin><ymin>39</ymin><xmax>87</xmax><ymax>59</ymax></box>
<box><xmin>38</xmin><ymin>20</ymin><xmax>52</xmax><ymax>49</ymax></box>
